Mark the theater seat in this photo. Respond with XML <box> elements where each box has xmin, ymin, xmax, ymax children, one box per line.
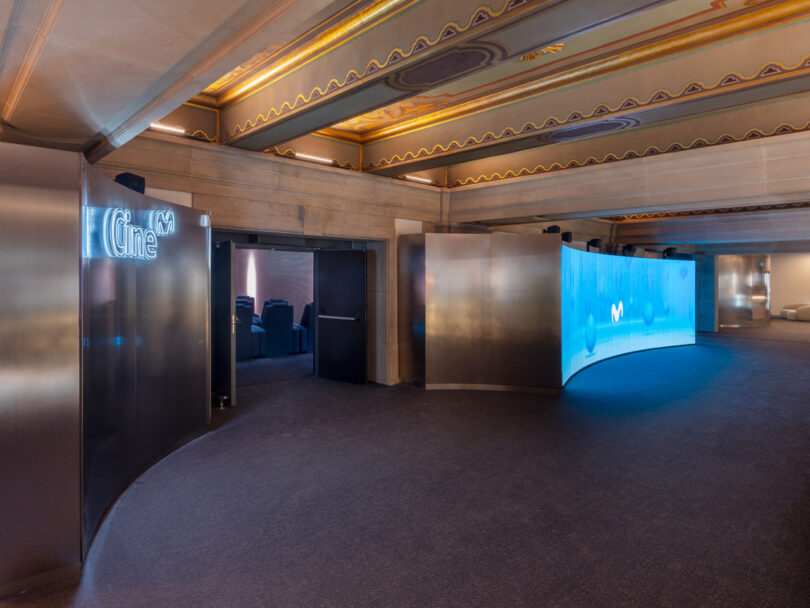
<box><xmin>299</xmin><ymin>303</ymin><xmax>314</xmax><ymax>353</ymax></box>
<box><xmin>261</xmin><ymin>301</ymin><xmax>294</xmax><ymax>356</ymax></box>
<box><xmin>251</xmin><ymin>325</ymin><xmax>266</xmax><ymax>357</ymax></box>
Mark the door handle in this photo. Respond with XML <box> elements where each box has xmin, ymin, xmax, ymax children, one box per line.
<box><xmin>319</xmin><ymin>314</ymin><xmax>356</xmax><ymax>321</ymax></box>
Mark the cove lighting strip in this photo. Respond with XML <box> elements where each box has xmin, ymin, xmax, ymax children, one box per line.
<box><xmin>405</xmin><ymin>175</ymin><xmax>433</xmax><ymax>184</ymax></box>
<box><xmin>294</xmin><ymin>152</ymin><xmax>335</xmax><ymax>165</ymax></box>
<box><xmin>150</xmin><ymin>123</ymin><xmax>186</xmax><ymax>135</ymax></box>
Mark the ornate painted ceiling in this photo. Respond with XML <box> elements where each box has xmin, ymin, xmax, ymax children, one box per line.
<box><xmin>157</xmin><ymin>0</ymin><xmax>810</xmax><ymax>189</ymax></box>
<box><xmin>2</xmin><ymin>0</ymin><xmax>808</xmax><ymax>193</ymax></box>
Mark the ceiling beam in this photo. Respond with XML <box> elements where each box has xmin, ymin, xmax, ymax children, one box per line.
<box><xmin>221</xmin><ymin>0</ymin><xmax>674</xmax><ymax>150</ymax></box>
<box><xmin>363</xmin><ymin>4</ymin><xmax>810</xmax><ymax>175</ymax></box>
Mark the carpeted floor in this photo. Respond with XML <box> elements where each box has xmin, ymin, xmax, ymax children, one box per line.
<box><xmin>4</xmin><ymin>336</ymin><xmax>809</xmax><ymax>607</ymax></box>
<box><xmin>719</xmin><ymin>317</ymin><xmax>810</xmax><ymax>343</ymax></box>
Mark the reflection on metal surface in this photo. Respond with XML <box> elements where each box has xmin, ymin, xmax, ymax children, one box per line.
<box><xmin>399</xmin><ymin>233</ymin><xmax>561</xmax><ymax>391</ymax></box>
<box><xmin>717</xmin><ymin>255</ymin><xmax>771</xmax><ymax>328</ymax></box>
<box><xmin>81</xmin><ymin>163</ymin><xmax>211</xmax><ymax>556</ymax></box>
<box><xmin>0</xmin><ymin>143</ymin><xmax>81</xmax><ymax>587</ymax></box>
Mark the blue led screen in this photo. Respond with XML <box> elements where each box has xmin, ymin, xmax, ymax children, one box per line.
<box><xmin>561</xmin><ymin>246</ymin><xmax>696</xmax><ymax>384</ymax></box>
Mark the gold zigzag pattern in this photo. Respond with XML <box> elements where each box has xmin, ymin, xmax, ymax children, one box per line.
<box><xmin>268</xmin><ymin>146</ymin><xmax>359</xmax><ymax>170</ymax></box>
<box><xmin>189</xmin><ymin>129</ymin><xmax>216</xmax><ymax>142</ymax></box>
<box><xmin>366</xmin><ymin>54</ymin><xmax>810</xmax><ymax>168</ymax></box>
<box><xmin>451</xmin><ymin>121</ymin><xmax>810</xmax><ymax>186</ymax></box>
<box><xmin>227</xmin><ymin>0</ymin><xmax>517</xmax><ymax>139</ymax></box>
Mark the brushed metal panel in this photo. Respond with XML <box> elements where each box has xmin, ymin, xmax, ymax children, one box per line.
<box><xmin>489</xmin><ymin>233</ymin><xmax>561</xmax><ymax>389</ymax></box>
<box><xmin>423</xmin><ymin>233</ymin><xmax>561</xmax><ymax>391</ymax></box>
<box><xmin>0</xmin><ymin>143</ymin><xmax>81</xmax><ymax>587</ymax></box>
<box><xmin>717</xmin><ymin>254</ymin><xmax>771</xmax><ymax>328</ymax></box>
<box><xmin>81</xmin><ymin>163</ymin><xmax>211</xmax><ymax>555</ymax></box>
<box><xmin>397</xmin><ymin>235</ymin><xmax>425</xmax><ymax>385</ymax></box>
<box><xmin>425</xmin><ymin>234</ymin><xmax>491</xmax><ymax>387</ymax></box>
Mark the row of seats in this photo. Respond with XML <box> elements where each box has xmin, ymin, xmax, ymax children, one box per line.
<box><xmin>235</xmin><ymin>295</ymin><xmax>313</xmax><ymax>360</ymax></box>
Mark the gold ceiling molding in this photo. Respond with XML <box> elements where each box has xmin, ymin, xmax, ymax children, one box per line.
<box><xmin>317</xmin><ymin>127</ymin><xmax>365</xmax><ymax>144</ymax></box>
<box><xmin>451</xmin><ymin>120</ymin><xmax>810</xmax><ymax>187</ymax></box>
<box><xmin>520</xmin><ymin>43</ymin><xmax>564</xmax><ymax>61</ymax></box>
<box><xmin>361</xmin><ymin>0</ymin><xmax>810</xmax><ymax>145</ymax></box>
<box><xmin>218</xmin><ymin>0</ymin><xmax>424</xmax><ymax>107</ymax></box>
<box><xmin>224</xmin><ymin>0</ymin><xmax>523</xmax><ymax>139</ymax></box>
<box><xmin>331</xmin><ymin>95</ymin><xmax>454</xmax><ymax>132</ymax></box>
<box><xmin>1</xmin><ymin>0</ymin><xmax>67</xmax><ymax>123</ymax></box>
<box><xmin>365</xmin><ymin>53</ymin><xmax>810</xmax><ymax>169</ymax></box>
<box><xmin>189</xmin><ymin>129</ymin><xmax>217</xmax><ymax>143</ymax></box>
<box><xmin>605</xmin><ymin>200</ymin><xmax>810</xmax><ymax>222</ymax></box>
<box><xmin>203</xmin><ymin>0</ymin><xmax>375</xmax><ymax>96</ymax></box>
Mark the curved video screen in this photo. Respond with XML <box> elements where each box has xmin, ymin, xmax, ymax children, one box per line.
<box><xmin>561</xmin><ymin>246</ymin><xmax>696</xmax><ymax>384</ymax></box>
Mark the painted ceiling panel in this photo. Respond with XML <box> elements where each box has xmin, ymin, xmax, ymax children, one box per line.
<box><xmin>445</xmin><ymin>91</ymin><xmax>810</xmax><ymax>187</ymax></box>
<box><xmin>219</xmin><ymin>0</ymin><xmax>676</xmax><ymax>148</ymax></box>
<box><xmin>360</xmin><ymin>12</ymin><xmax>810</xmax><ymax>173</ymax></box>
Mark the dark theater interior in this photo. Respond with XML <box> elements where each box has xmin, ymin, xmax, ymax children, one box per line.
<box><xmin>1</xmin><ymin>1</ymin><xmax>809</xmax><ymax>606</ymax></box>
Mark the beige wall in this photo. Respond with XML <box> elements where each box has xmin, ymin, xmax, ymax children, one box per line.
<box><xmin>770</xmin><ymin>254</ymin><xmax>810</xmax><ymax>314</ymax></box>
<box><xmin>95</xmin><ymin>132</ymin><xmax>442</xmax><ymax>385</ymax></box>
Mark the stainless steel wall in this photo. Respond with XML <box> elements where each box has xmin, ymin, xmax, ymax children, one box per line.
<box><xmin>717</xmin><ymin>254</ymin><xmax>771</xmax><ymax>328</ymax></box>
<box><xmin>0</xmin><ymin>144</ymin><xmax>81</xmax><ymax>590</ymax></box>
<box><xmin>399</xmin><ymin>232</ymin><xmax>561</xmax><ymax>390</ymax></box>
<box><xmin>81</xmin><ymin>163</ymin><xmax>211</xmax><ymax>554</ymax></box>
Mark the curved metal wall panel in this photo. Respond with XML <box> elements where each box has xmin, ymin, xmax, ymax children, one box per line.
<box><xmin>81</xmin><ymin>163</ymin><xmax>210</xmax><ymax>555</ymax></box>
<box><xmin>421</xmin><ymin>232</ymin><xmax>561</xmax><ymax>391</ymax></box>
<box><xmin>0</xmin><ymin>143</ymin><xmax>81</xmax><ymax>590</ymax></box>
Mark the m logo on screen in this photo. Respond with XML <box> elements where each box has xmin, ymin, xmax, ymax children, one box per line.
<box><xmin>611</xmin><ymin>301</ymin><xmax>624</xmax><ymax>323</ymax></box>
<box><xmin>103</xmin><ymin>208</ymin><xmax>176</xmax><ymax>261</ymax></box>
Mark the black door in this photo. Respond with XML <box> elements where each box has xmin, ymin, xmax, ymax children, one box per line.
<box><xmin>212</xmin><ymin>240</ymin><xmax>236</xmax><ymax>407</ymax></box>
<box><xmin>316</xmin><ymin>249</ymin><xmax>367</xmax><ymax>383</ymax></box>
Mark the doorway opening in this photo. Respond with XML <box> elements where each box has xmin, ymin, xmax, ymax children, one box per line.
<box><xmin>211</xmin><ymin>230</ymin><xmax>371</xmax><ymax>410</ymax></box>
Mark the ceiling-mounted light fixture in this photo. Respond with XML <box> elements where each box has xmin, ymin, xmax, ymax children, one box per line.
<box><xmin>404</xmin><ymin>175</ymin><xmax>433</xmax><ymax>185</ymax></box>
<box><xmin>294</xmin><ymin>152</ymin><xmax>334</xmax><ymax>165</ymax></box>
<box><xmin>149</xmin><ymin>123</ymin><xmax>186</xmax><ymax>135</ymax></box>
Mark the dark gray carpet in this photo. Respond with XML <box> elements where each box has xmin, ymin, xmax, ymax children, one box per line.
<box><xmin>6</xmin><ymin>336</ymin><xmax>809</xmax><ymax>607</ymax></box>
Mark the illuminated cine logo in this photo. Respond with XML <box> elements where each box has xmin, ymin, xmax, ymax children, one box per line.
<box><xmin>103</xmin><ymin>208</ymin><xmax>176</xmax><ymax>261</ymax></box>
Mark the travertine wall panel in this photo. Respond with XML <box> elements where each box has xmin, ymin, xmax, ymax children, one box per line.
<box><xmin>96</xmin><ymin>133</ymin><xmax>442</xmax><ymax>385</ymax></box>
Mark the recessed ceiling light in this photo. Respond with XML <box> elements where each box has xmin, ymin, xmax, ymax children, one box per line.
<box><xmin>405</xmin><ymin>175</ymin><xmax>433</xmax><ymax>184</ymax></box>
<box><xmin>294</xmin><ymin>152</ymin><xmax>335</xmax><ymax>164</ymax></box>
<box><xmin>149</xmin><ymin>123</ymin><xmax>186</xmax><ymax>135</ymax></box>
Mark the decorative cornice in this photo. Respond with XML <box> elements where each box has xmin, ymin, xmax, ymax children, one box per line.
<box><xmin>606</xmin><ymin>200</ymin><xmax>810</xmax><ymax>222</ymax></box>
<box><xmin>224</xmin><ymin>0</ymin><xmax>526</xmax><ymax>140</ymax></box>
<box><xmin>360</xmin><ymin>0</ymin><xmax>810</xmax><ymax>146</ymax></box>
<box><xmin>450</xmin><ymin>120</ymin><xmax>810</xmax><ymax>187</ymax></box>
<box><xmin>366</xmin><ymin>53</ymin><xmax>810</xmax><ymax>169</ymax></box>
<box><xmin>189</xmin><ymin>129</ymin><xmax>217</xmax><ymax>143</ymax></box>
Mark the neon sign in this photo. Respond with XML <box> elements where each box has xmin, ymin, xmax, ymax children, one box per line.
<box><xmin>102</xmin><ymin>208</ymin><xmax>176</xmax><ymax>261</ymax></box>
